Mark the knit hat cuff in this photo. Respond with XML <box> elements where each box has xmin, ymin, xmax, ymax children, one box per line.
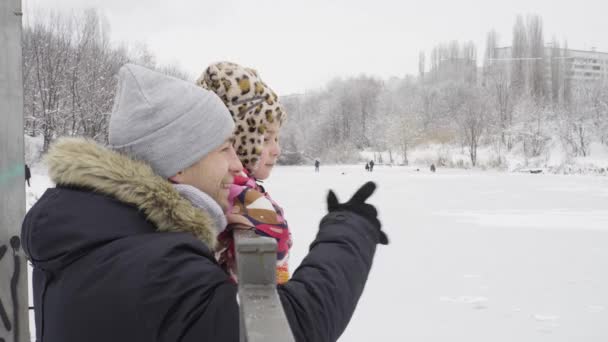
<box><xmin>110</xmin><ymin>101</ymin><xmax>234</xmax><ymax>178</ymax></box>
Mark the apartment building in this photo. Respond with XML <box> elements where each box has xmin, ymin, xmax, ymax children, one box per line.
<box><xmin>490</xmin><ymin>46</ymin><xmax>608</xmax><ymax>85</ymax></box>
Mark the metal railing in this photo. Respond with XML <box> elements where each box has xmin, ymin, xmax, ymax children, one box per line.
<box><xmin>234</xmin><ymin>229</ymin><xmax>295</xmax><ymax>342</ymax></box>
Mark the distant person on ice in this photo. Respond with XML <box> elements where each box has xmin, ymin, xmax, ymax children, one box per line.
<box><xmin>369</xmin><ymin>160</ymin><xmax>375</xmax><ymax>172</ymax></box>
<box><xmin>22</xmin><ymin>64</ymin><xmax>388</xmax><ymax>342</ymax></box>
<box><xmin>365</xmin><ymin>162</ymin><xmax>370</xmax><ymax>172</ymax></box>
<box><xmin>430</xmin><ymin>164</ymin><xmax>436</xmax><ymax>173</ymax></box>
<box><xmin>198</xmin><ymin>62</ymin><xmax>292</xmax><ymax>284</ymax></box>
<box><xmin>315</xmin><ymin>159</ymin><xmax>320</xmax><ymax>172</ymax></box>
<box><xmin>24</xmin><ymin>163</ymin><xmax>31</xmax><ymax>187</ymax></box>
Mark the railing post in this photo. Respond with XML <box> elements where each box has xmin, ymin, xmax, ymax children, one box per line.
<box><xmin>234</xmin><ymin>229</ymin><xmax>295</xmax><ymax>342</ymax></box>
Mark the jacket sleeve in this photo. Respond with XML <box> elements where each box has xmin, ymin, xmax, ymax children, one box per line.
<box><xmin>278</xmin><ymin>211</ymin><xmax>381</xmax><ymax>342</ymax></box>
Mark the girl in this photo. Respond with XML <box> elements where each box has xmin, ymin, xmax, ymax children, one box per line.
<box><xmin>198</xmin><ymin>62</ymin><xmax>292</xmax><ymax>284</ymax></box>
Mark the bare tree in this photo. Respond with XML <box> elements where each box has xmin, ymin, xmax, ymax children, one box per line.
<box><xmin>379</xmin><ymin>78</ymin><xmax>422</xmax><ymax>165</ymax></box>
<box><xmin>562</xmin><ymin>40</ymin><xmax>572</xmax><ymax>104</ymax></box>
<box><xmin>511</xmin><ymin>15</ymin><xmax>528</xmax><ymax>98</ymax></box>
<box><xmin>514</xmin><ymin>97</ymin><xmax>551</xmax><ymax>159</ymax></box>
<box><xmin>549</xmin><ymin>38</ymin><xmax>562</xmax><ymax>104</ymax></box>
<box><xmin>418</xmin><ymin>51</ymin><xmax>426</xmax><ymax>81</ymax></box>
<box><xmin>527</xmin><ymin>14</ymin><xmax>547</xmax><ymax>101</ymax></box>
<box><xmin>486</xmin><ymin>65</ymin><xmax>514</xmax><ymax>154</ymax></box>
<box><xmin>28</xmin><ymin>11</ymin><xmax>74</xmax><ymax>151</ymax></box>
<box><xmin>482</xmin><ymin>29</ymin><xmax>499</xmax><ymax>86</ymax></box>
<box><xmin>559</xmin><ymin>83</ymin><xmax>607</xmax><ymax>156</ymax></box>
<box><xmin>356</xmin><ymin>76</ymin><xmax>382</xmax><ymax>147</ymax></box>
<box><xmin>444</xmin><ymin>85</ymin><xmax>488</xmax><ymax>166</ymax></box>
<box><xmin>588</xmin><ymin>84</ymin><xmax>608</xmax><ymax>145</ymax></box>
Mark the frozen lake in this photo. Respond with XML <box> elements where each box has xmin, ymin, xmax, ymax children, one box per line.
<box><xmin>27</xmin><ymin>164</ymin><xmax>608</xmax><ymax>341</ymax></box>
<box><xmin>268</xmin><ymin>165</ymin><xmax>608</xmax><ymax>342</ymax></box>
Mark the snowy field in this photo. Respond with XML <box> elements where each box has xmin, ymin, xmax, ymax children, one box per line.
<box><xmin>26</xmin><ymin>164</ymin><xmax>608</xmax><ymax>341</ymax></box>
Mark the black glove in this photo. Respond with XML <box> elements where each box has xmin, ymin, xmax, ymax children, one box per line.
<box><xmin>327</xmin><ymin>181</ymin><xmax>389</xmax><ymax>245</ymax></box>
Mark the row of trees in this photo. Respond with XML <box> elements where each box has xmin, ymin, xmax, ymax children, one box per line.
<box><xmin>282</xmin><ymin>14</ymin><xmax>608</xmax><ymax>167</ymax></box>
<box><xmin>22</xmin><ymin>10</ymin><xmax>187</xmax><ymax>152</ymax></box>
<box><xmin>22</xmin><ymin>10</ymin><xmax>607</xmax><ymax>167</ymax></box>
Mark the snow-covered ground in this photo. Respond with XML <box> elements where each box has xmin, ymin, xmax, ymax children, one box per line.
<box><xmin>26</xmin><ymin>164</ymin><xmax>608</xmax><ymax>341</ymax></box>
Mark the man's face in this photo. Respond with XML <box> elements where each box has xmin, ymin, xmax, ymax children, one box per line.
<box><xmin>171</xmin><ymin>139</ymin><xmax>242</xmax><ymax>211</ymax></box>
<box><xmin>252</xmin><ymin>121</ymin><xmax>281</xmax><ymax>180</ymax></box>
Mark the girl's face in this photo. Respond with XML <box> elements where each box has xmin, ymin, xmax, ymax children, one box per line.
<box><xmin>251</xmin><ymin>121</ymin><xmax>281</xmax><ymax>180</ymax></box>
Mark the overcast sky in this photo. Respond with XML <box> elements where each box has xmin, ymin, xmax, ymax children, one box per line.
<box><xmin>23</xmin><ymin>0</ymin><xmax>608</xmax><ymax>95</ymax></box>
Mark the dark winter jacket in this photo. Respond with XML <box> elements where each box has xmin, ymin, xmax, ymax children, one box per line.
<box><xmin>22</xmin><ymin>138</ymin><xmax>382</xmax><ymax>342</ymax></box>
<box><xmin>25</xmin><ymin>164</ymin><xmax>31</xmax><ymax>180</ymax></box>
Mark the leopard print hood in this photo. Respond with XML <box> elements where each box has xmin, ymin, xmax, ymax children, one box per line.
<box><xmin>197</xmin><ymin>62</ymin><xmax>286</xmax><ymax>172</ymax></box>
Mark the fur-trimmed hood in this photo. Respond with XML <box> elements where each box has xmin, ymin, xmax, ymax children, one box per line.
<box><xmin>27</xmin><ymin>137</ymin><xmax>217</xmax><ymax>257</ymax></box>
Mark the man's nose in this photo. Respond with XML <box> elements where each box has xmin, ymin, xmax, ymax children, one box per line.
<box><xmin>228</xmin><ymin>147</ymin><xmax>243</xmax><ymax>173</ymax></box>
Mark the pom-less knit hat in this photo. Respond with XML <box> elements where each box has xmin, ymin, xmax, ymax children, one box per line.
<box><xmin>109</xmin><ymin>64</ymin><xmax>234</xmax><ymax>178</ymax></box>
<box><xmin>197</xmin><ymin>62</ymin><xmax>286</xmax><ymax>172</ymax></box>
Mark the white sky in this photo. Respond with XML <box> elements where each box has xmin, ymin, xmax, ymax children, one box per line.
<box><xmin>22</xmin><ymin>0</ymin><xmax>608</xmax><ymax>95</ymax></box>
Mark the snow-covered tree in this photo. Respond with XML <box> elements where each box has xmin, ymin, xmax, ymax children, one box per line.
<box><xmin>22</xmin><ymin>9</ymin><xmax>189</xmax><ymax>151</ymax></box>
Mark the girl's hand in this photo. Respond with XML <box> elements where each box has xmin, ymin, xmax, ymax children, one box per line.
<box><xmin>225</xmin><ymin>213</ymin><xmax>254</xmax><ymax>230</ymax></box>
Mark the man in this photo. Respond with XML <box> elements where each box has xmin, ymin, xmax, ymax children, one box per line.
<box><xmin>315</xmin><ymin>159</ymin><xmax>320</xmax><ymax>172</ymax></box>
<box><xmin>22</xmin><ymin>64</ymin><xmax>388</xmax><ymax>342</ymax></box>
<box><xmin>25</xmin><ymin>163</ymin><xmax>31</xmax><ymax>187</ymax></box>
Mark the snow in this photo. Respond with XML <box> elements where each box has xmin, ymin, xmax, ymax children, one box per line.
<box><xmin>26</xmin><ymin>163</ymin><xmax>608</xmax><ymax>341</ymax></box>
<box><xmin>438</xmin><ymin>209</ymin><xmax>608</xmax><ymax>231</ymax></box>
<box><xmin>24</xmin><ymin>135</ymin><xmax>44</xmax><ymax>165</ymax></box>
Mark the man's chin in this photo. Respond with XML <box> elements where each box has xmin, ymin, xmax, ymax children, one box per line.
<box><xmin>217</xmin><ymin>195</ymin><xmax>230</xmax><ymax>212</ymax></box>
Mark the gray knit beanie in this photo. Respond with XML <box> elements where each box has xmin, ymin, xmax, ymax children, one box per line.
<box><xmin>109</xmin><ymin>64</ymin><xmax>234</xmax><ymax>178</ymax></box>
